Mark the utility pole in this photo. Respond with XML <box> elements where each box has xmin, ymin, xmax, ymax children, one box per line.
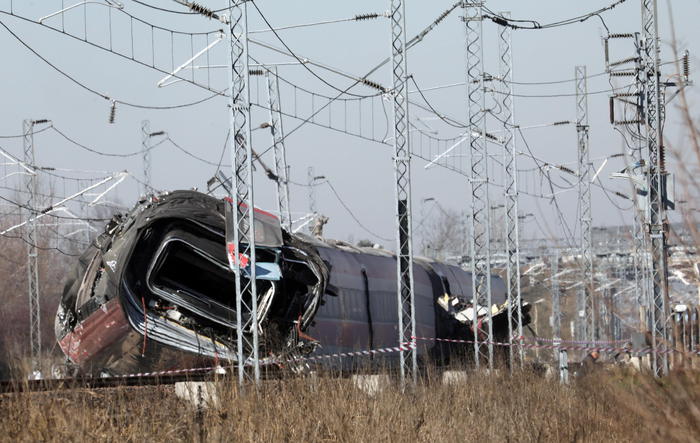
<box><xmin>499</xmin><ymin>11</ymin><xmax>523</xmax><ymax>369</ymax></box>
<box><xmin>576</xmin><ymin>65</ymin><xmax>595</xmax><ymax>344</ymax></box>
<box><xmin>604</xmin><ymin>30</ymin><xmax>651</xmax><ymax>344</ymax></box>
<box><xmin>464</xmin><ymin>1</ymin><xmax>493</xmax><ymax>368</ymax></box>
<box><xmin>141</xmin><ymin>120</ymin><xmax>151</xmax><ymax>195</ymax></box>
<box><xmin>641</xmin><ymin>0</ymin><xmax>669</xmax><ymax>376</ymax></box>
<box><xmin>632</xmin><ymin>37</ymin><xmax>651</xmax><ymax>338</ymax></box>
<box><xmin>23</xmin><ymin>119</ymin><xmax>43</xmax><ymax>379</ymax></box>
<box><xmin>419</xmin><ymin>198</ymin><xmax>432</xmax><ymax>257</ymax></box>
<box><xmin>307</xmin><ymin>166</ymin><xmax>317</xmax><ymax>231</ymax></box>
<box><xmin>225</xmin><ymin>0</ymin><xmax>259</xmax><ymax>385</ymax></box>
<box><xmin>265</xmin><ymin>67</ymin><xmax>292</xmax><ymax>231</ymax></box>
<box><xmin>141</xmin><ymin>120</ymin><xmax>164</xmax><ymax>195</ymax></box>
<box><xmin>389</xmin><ymin>0</ymin><xmax>417</xmax><ymax>386</ymax></box>
<box><xmin>550</xmin><ymin>252</ymin><xmax>566</xmax><ymax>382</ymax></box>
<box><xmin>306</xmin><ymin>167</ymin><xmax>326</xmax><ymax>234</ymax></box>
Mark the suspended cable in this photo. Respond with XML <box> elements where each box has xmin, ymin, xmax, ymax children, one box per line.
<box><xmin>489</xmin><ymin>84</ymin><xmax>635</xmax><ymax>99</ymax></box>
<box><xmin>165</xmin><ymin>136</ymin><xmax>230</xmax><ymax>167</ymax></box>
<box><xmin>249</xmin><ymin>13</ymin><xmax>384</xmax><ymax>34</ymax></box>
<box><xmin>249</xmin><ymin>1</ymin><xmax>380</xmax><ymax>99</ymax></box>
<box><xmin>50</xmin><ymin>126</ymin><xmax>166</xmax><ymax>157</ymax></box>
<box><xmin>0</xmin><ymin>18</ymin><xmax>225</xmax><ymax>111</ymax></box>
<box><xmin>482</xmin><ymin>0</ymin><xmax>627</xmax><ymax>30</ymax></box>
<box><xmin>0</xmin><ymin>194</ymin><xmax>112</xmax><ymax>222</ymax></box>
<box><xmin>0</xmin><ymin>232</ymin><xmax>82</xmax><ymax>256</ymax></box>
<box><xmin>323</xmin><ymin>180</ymin><xmax>392</xmax><ymax>242</ymax></box>
<box><xmin>130</xmin><ymin>0</ymin><xmax>229</xmax><ymax>15</ymax></box>
<box><xmin>0</xmin><ymin>126</ymin><xmax>52</xmax><ymax>139</ymax></box>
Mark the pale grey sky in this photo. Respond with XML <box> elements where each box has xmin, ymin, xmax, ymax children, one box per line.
<box><xmin>0</xmin><ymin>1</ymin><xmax>698</xmax><ymax>250</ymax></box>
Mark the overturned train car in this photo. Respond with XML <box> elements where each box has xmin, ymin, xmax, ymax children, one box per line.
<box><xmin>55</xmin><ymin>190</ymin><xmax>529</xmax><ymax>376</ymax></box>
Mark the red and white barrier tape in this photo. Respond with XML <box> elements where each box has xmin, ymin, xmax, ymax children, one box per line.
<box><xmin>412</xmin><ymin>336</ymin><xmax>700</xmax><ymax>356</ymax></box>
<box><xmin>114</xmin><ymin>365</ymin><xmax>218</xmax><ymax>379</ymax></box>
<box><xmin>112</xmin><ymin>342</ymin><xmax>416</xmax><ymax>380</ymax></box>
<box><xmin>519</xmin><ymin>336</ymin><xmax>632</xmax><ymax>345</ymax></box>
<box><xmin>109</xmin><ymin>336</ymin><xmax>700</xmax><ymax>381</ymax></box>
<box><xmin>261</xmin><ymin>342</ymin><xmax>416</xmax><ymax>366</ymax></box>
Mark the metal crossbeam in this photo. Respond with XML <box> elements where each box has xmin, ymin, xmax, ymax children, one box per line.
<box><xmin>464</xmin><ymin>1</ymin><xmax>493</xmax><ymax>368</ymax></box>
<box><xmin>264</xmin><ymin>67</ymin><xmax>292</xmax><ymax>231</ymax></box>
<box><xmin>226</xmin><ymin>1</ymin><xmax>259</xmax><ymax>385</ymax></box>
<box><xmin>390</xmin><ymin>0</ymin><xmax>417</xmax><ymax>386</ymax></box>
<box><xmin>641</xmin><ymin>0</ymin><xmax>669</xmax><ymax>376</ymax></box>
<box><xmin>23</xmin><ymin>119</ymin><xmax>41</xmax><ymax>379</ymax></box>
<box><xmin>575</xmin><ymin>66</ymin><xmax>595</xmax><ymax>344</ymax></box>
<box><xmin>498</xmin><ymin>11</ymin><xmax>523</xmax><ymax>369</ymax></box>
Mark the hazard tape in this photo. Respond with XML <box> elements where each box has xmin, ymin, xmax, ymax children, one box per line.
<box><xmin>520</xmin><ymin>336</ymin><xmax>632</xmax><ymax>345</ymax></box>
<box><xmin>260</xmin><ymin>342</ymin><xmax>415</xmax><ymax>366</ymax></box>
<box><xmin>412</xmin><ymin>336</ymin><xmax>700</xmax><ymax>356</ymax></box>
<box><xmin>106</xmin><ymin>336</ymin><xmax>700</xmax><ymax>381</ymax></box>
<box><xmin>113</xmin><ymin>366</ymin><xmax>218</xmax><ymax>379</ymax></box>
<box><xmin>112</xmin><ymin>342</ymin><xmax>416</xmax><ymax>380</ymax></box>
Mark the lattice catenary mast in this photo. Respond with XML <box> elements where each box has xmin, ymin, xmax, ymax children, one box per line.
<box><xmin>550</xmin><ymin>253</ymin><xmax>561</xmax><ymax>368</ymax></box>
<box><xmin>641</xmin><ymin>0</ymin><xmax>669</xmax><ymax>376</ymax></box>
<box><xmin>464</xmin><ymin>1</ymin><xmax>494</xmax><ymax>368</ymax></box>
<box><xmin>265</xmin><ymin>67</ymin><xmax>292</xmax><ymax>231</ymax></box>
<box><xmin>389</xmin><ymin>0</ymin><xmax>417</xmax><ymax>386</ymax></box>
<box><xmin>141</xmin><ymin>120</ymin><xmax>152</xmax><ymax>195</ymax></box>
<box><xmin>23</xmin><ymin>119</ymin><xmax>42</xmax><ymax>378</ymax></box>
<box><xmin>575</xmin><ymin>66</ymin><xmax>595</xmax><ymax>343</ymax></box>
<box><xmin>498</xmin><ymin>11</ymin><xmax>523</xmax><ymax>368</ymax></box>
<box><xmin>140</xmin><ymin>121</ymin><xmax>164</xmax><ymax>195</ymax></box>
<box><xmin>225</xmin><ymin>0</ymin><xmax>260</xmax><ymax>385</ymax></box>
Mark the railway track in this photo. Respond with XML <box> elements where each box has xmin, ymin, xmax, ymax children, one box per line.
<box><xmin>0</xmin><ymin>370</ymin><xmax>217</xmax><ymax>394</ymax></box>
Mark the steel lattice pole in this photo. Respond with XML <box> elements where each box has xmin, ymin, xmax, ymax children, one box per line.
<box><xmin>575</xmin><ymin>66</ymin><xmax>595</xmax><ymax>344</ymax></box>
<box><xmin>464</xmin><ymin>2</ymin><xmax>493</xmax><ymax>368</ymax></box>
<box><xmin>389</xmin><ymin>0</ymin><xmax>417</xmax><ymax>386</ymax></box>
<box><xmin>141</xmin><ymin>120</ymin><xmax>151</xmax><ymax>195</ymax></box>
<box><xmin>641</xmin><ymin>0</ymin><xmax>669</xmax><ymax>376</ymax></box>
<box><xmin>265</xmin><ymin>67</ymin><xmax>292</xmax><ymax>231</ymax></box>
<box><xmin>550</xmin><ymin>253</ymin><xmax>561</xmax><ymax>370</ymax></box>
<box><xmin>23</xmin><ymin>119</ymin><xmax>41</xmax><ymax>378</ymax></box>
<box><xmin>631</xmin><ymin>35</ymin><xmax>651</xmax><ymax>333</ymax></box>
<box><xmin>226</xmin><ymin>1</ymin><xmax>259</xmax><ymax>385</ymax></box>
<box><xmin>498</xmin><ymin>11</ymin><xmax>523</xmax><ymax>369</ymax></box>
<box><xmin>307</xmin><ymin>166</ymin><xmax>318</xmax><ymax>234</ymax></box>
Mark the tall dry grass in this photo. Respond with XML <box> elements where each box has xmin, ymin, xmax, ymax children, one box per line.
<box><xmin>0</xmin><ymin>368</ymin><xmax>698</xmax><ymax>442</ymax></box>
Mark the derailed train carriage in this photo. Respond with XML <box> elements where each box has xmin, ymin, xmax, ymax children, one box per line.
<box><xmin>55</xmin><ymin>190</ymin><xmax>529</xmax><ymax>376</ymax></box>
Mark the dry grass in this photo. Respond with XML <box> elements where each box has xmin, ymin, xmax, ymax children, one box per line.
<box><xmin>1</xmin><ymin>368</ymin><xmax>698</xmax><ymax>442</ymax></box>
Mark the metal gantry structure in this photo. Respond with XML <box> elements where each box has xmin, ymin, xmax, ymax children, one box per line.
<box><xmin>498</xmin><ymin>11</ymin><xmax>523</xmax><ymax>369</ymax></box>
<box><xmin>641</xmin><ymin>0</ymin><xmax>669</xmax><ymax>376</ymax></box>
<box><xmin>575</xmin><ymin>66</ymin><xmax>595</xmax><ymax>344</ymax></box>
<box><xmin>225</xmin><ymin>1</ymin><xmax>260</xmax><ymax>385</ymax></box>
<box><xmin>389</xmin><ymin>0</ymin><xmax>417</xmax><ymax>386</ymax></box>
<box><xmin>265</xmin><ymin>67</ymin><xmax>292</xmax><ymax>231</ymax></box>
<box><xmin>23</xmin><ymin>119</ymin><xmax>41</xmax><ymax>378</ymax></box>
<box><xmin>464</xmin><ymin>1</ymin><xmax>494</xmax><ymax>368</ymax></box>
